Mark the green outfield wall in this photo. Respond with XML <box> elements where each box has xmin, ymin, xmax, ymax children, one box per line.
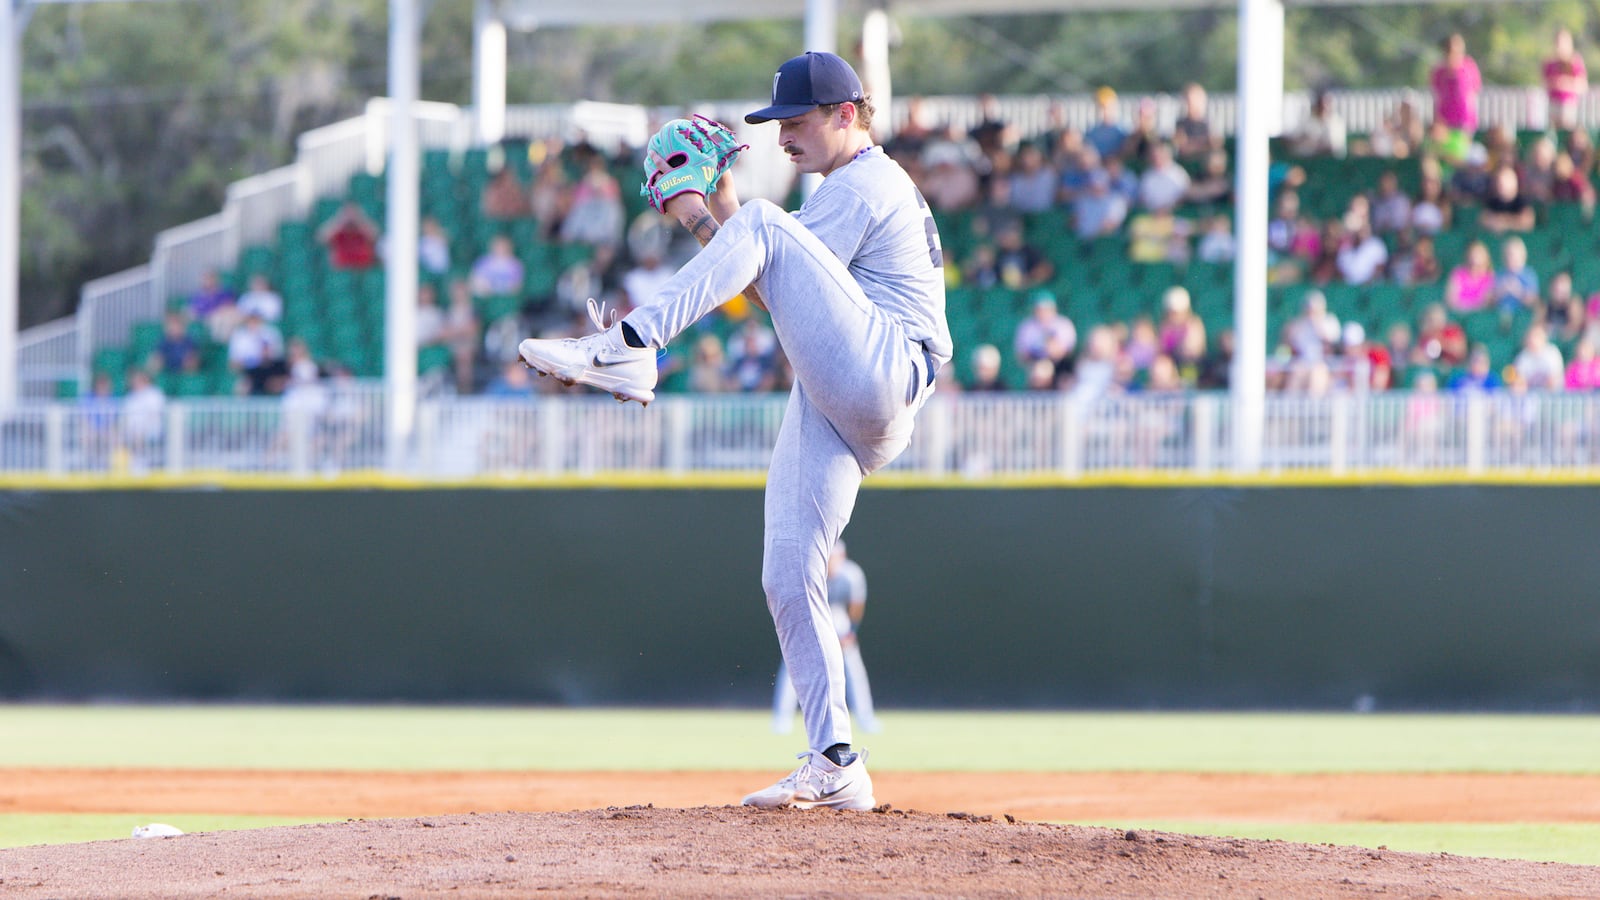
<box><xmin>2</xmin><ymin>486</ymin><xmax>1598</xmax><ymax>709</ymax></box>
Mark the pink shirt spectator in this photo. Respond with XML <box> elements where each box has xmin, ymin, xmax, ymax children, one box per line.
<box><xmin>1446</xmin><ymin>266</ymin><xmax>1494</xmax><ymax>312</ymax></box>
<box><xmin>1545</xmin><ymin>53</ymin><xmax>1589</xmax><ymax>104</ymax></box>
<box><xmin>1289</xmin><ymin>223</ymin><xmax>1321</xmax><ymax>263</ymax></box>
<box><xmin>1431</xmin><ymin>56</ymin><xmax>1482</xmax><ymax>133</ymax></box>
<box><xmin>1565</xmin><ymin>357</ymin><xmax>1600</xmax><ymax>390</ymax></box>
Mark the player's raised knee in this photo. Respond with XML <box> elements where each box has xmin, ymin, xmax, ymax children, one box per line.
<box><xmin>735</xmin><ymin>197</ymin><xmax>783</xmax><ymax>223</ymax></box>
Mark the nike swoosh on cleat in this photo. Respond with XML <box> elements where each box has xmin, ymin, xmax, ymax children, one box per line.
<box><xmin>590</xmin><ymin>354</ymin><xmax>636</xmax><ymax>368</ymax></box>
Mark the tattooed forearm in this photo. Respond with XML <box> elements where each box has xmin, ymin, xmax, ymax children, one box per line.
<box><xmin>682</xmin><ymin>211</ymin><xmax>720</xmax><ymax>246</ymax></box>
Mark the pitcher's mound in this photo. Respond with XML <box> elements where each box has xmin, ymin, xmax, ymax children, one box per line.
<box><xmin>3</xmin><ymin>805</ymin><xmax>1597</xmax><ymax>898</ymax></box>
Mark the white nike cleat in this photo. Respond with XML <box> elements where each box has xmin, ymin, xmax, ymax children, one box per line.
<box><xmin>518</xmin><ymin>298</ymin><xmax>658</xmax><ymax>405</ymax></box>
<box><xmin>741</xmin><ymin>749</ymin><xmax>876</xmax><ymax>811</ymax></box>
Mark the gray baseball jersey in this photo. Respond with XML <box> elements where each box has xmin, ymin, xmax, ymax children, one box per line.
<box><xmin>796</xmin><ymin>146</ymin><xmax>953</xmax><ymax>370</ymax></box>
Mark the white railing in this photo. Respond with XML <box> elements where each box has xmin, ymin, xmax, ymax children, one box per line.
<box><xmin>76</xmin><ymin>266</ymin><xmax>157</xmax><ymax>375</ymax></box>
<box><xmin>15</xmin><ymin>318</ymin><xmax>81</xmax><ymax>400</ymax></box>
<box><xmin>0</xmin><ymin>381</ymin><xmax>386</xmax><ymax>477</ymax></box>
<box><xmin>296</xmin><ymin>114</ymin><xmax>374</xmax><ymax>202</ymax></box>
<box><xmin>151</xmin><ymin>214</ymin><xmax>231</xmax><ymax>312</ymax></box>
<box><xmin>8</xmin><ymin>389</ymin><xmax>1600</xmax><ymax>481</ymax></box>
<box><xmin>417</xmin><ymin>393</ymin><xmax>783</xmax><ymax>477</ymax></box>
<box><xmin>360</xmin><ymin>97</ymin><xmax>475</xmax><ymax>175</ymax></box>
<box><xmin>225</xmin><ymin>166</ymin><xmax>308</xmax><ymax>254</ymax></box>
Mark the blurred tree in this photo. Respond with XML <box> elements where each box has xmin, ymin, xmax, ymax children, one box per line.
<box><xmin>14</xmin><ymin>0</ymin><xmax>1600</xmax><ymax>329</ymax></box>
<box><xmin>18</xmin><ymin>0</ymin><xmax>387</xmax><ymax>324</ymax></box>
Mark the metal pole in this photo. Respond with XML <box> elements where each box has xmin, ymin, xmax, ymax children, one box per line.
<box><xmin>860</xmin><ymin>6</ymin><xmax>892</xmax><ymax>140</ymax></box>
<box><xmin>803</xmin><ymin>0</ymin><xmax>835</xmax><ymax>53</ymax></box>
<box><xmin>0</xmin><ymin>0</ymin><xmax>23</xmax><ymax>412</ymax></box>
<box><xmin>801</xmin><ymin>0</ymin><xmax>837</xmax><ymax>199</ymax></box>
<box><xmin>472</xmin><ymin>0</ymin><xmax>506</xmax><ymax>145</ymax></box>
<box><xmin>1230</xmin><ymin>0</ymin><xmax>1281</xmax><ymax>473</ymax></box>
<box><xmin>385</xmin><ymin>0</ymin><xmax>421</xmax><ymax>471</ymax></box>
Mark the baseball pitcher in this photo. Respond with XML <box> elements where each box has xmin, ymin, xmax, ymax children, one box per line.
<box><xmin>517</xmin><ymin>51</ymin><xmax>950</xmax><ymax>810</ymax></box>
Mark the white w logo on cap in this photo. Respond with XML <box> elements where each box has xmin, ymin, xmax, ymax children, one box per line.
<box><xmin>772</xmin><ymin>71</ymin><xmax>782</xmax><ymax>101</ymax></box>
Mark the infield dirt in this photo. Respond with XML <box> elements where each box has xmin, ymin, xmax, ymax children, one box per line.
<box><xmin>4</xmin><ymin>769</ymin><xmax>1600</xmax><ymax>897</ymax></box>
<box><xmin>4</xmin><ymin>805</ymin><xmax>1600</xmax><ymax>898</ymax></box>
<box><xmin>9</xmin><ymin>768</ymin><xmax>1600</xmax><ymax>823</ymax></box>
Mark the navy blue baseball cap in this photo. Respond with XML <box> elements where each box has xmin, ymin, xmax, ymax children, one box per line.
<box><xmin>745</xmin><ymin>51</ymin><xmax>865</xmax><ymax>124</ymax></box>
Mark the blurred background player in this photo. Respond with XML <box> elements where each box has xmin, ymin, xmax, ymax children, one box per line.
<box><xmin>772</xmin><ymin>540</ymin><xmax>881</xmax><ymax>736</ymax></box>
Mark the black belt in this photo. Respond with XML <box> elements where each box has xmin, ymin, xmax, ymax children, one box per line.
<box><xmin>919</xmin><ymin>342</ymin><xmax>940</xmax><ymax>387</ymax></box>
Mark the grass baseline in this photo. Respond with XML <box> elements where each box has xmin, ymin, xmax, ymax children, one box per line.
<box><xmin>3</xmin><ymin>706</ymin><xmax>1599</xmax><ymax>773</ymax></box>
<box><xmin>4</xmin><ymin>706</ymin><xmax>1598</xmax><ymax>860</ymax></box>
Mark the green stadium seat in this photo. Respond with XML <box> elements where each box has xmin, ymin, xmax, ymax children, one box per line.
<box><xmin>1572</xmin><ymin>255</ymin><xmax>1600</xmax><ymax>294</ymax></box>
<box><xmin>1546</xmin><ymin>202</ymin><xmax>1591</xmax><ymax>234</ymax></box>
<box><xmin>418</xmin><ymin>344</ymin><xmax>453</xmax><ymax>374</ymax></box>
<box><xmin>1061</xmin><ymin>287</ymin><xmax>1099</xmax><ymax>326</ymax></box>
<box><xmin>323</xmin><ymin>269</ymin><xmax>359</xmax><ymax>301</ymax></box>
<box><xmin>1191</xmin><ymin>283</ymin><xmax>1232</xmax><ymax>320</ymax></box>
<box><xmin>128</xmin><ymin>321</ymin><xmax>163</xmax><ymax>362</ymax></box>
<box><xmin>210</xmin><ymin>370</ymin><xmax>241</xmax><ymax>396</ymax></box>
<box><xmin>1362</xmin><ymin>283</ymin><xmax>1409</xmax><ymax>323</ymax></box>
<box><xmin>476</xmin><ymin>293</ymin><xmax>521</xmax><ymax>325</ymax></box>
<box><xmin>1461</xmin><ymin>310</ymin><xmax>1503</xmax><ymax>347</ymax></box>
<box><xmin>556</xmin><ymin>242</ymin><xmax>594</xmax><ymax>270</ymax></box>
<box><xmin>199</xmin><ymin>340</ymin><xmax>229</xmax><ymax>371</ymax></box>
<box><xmin>349</xmin><ymin>172</ymin><xmax>384</xmax><ymax>203</ymax></box>
<box><xmin>1401</xmin><ymin>279</ymin><xmax>1440</xmax><ymax>311</ymax></box>
<box><xmin>312</xmin><ymin>197</ymin><xmax>345</xmax><ymax>228</ymax></box>
<box><xmin>423</xmin><ymin>148</ymin><xmax>452</xmax><ymax>175</ymax></box>
<box><xmin>173</xmin><ymin>371</ymin><xmax>213</xmax><ymax>398</ymax></box>
<box><xmin>279</xmin><ymin>221</ymin><xmax>314</xmax><ymax>248</ymax></box>
<box><xmin>94</xmin><ymin>347</ymin><xmax>129</xmax><ymax>379</ymax></box>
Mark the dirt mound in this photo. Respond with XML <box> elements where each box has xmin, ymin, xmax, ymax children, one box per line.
<box><xmin>3</xmin><ymin>806</ymin><xmax>1598</xmax><ymax>899</ymax></box>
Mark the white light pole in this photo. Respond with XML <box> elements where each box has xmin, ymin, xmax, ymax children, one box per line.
<box><xmin>1231</xmin><ymin>0</ymin><xmax>1283</xmax><ymax>473</ymax></box>
<box><xmin>0</xmin><ymin>0</ymin><xmax>24</xmax><ymax>412</ymax></box>
<box><xmin>473</xmin><ymin>0</ymin><xmax>507</xmax><ymax>145</ymax></box>
<box><xmin>385</xmin><ymin>0</ymin><xmax>421</xmax><ymax>471</ymax></box>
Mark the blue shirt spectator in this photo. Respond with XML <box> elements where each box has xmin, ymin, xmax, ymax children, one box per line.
<box><xmin>1084</xmin><ymin>86</ymin><xmax>1129</xmax><ymax>160</ymax></box>
<box><xmin>1058</xmin><ymin>145</ymin><xmax>1101</xmax><ymax>204</ymax></box>
<box><xmin>1493</xmin><ymin>236</ymin><xmax>1538</xmax><ymax>317</ymax></box>
<box><xmin>1449</xmin><ymin>346</ymin><xmax>1502</xmax><ymax>392</ymax></box>
<box><xmin>1072</xmin><ymin>170</ymin><xmax>1129</xmax><ymax>240</ymax></box>
<box><xmin>154</xmin><ymin>311</ymin><xmax>198</xmax><ymax>373</ymax></box>
<box><xmin>470</xmin><ymin>235</ymin><xmax>526</xmax><ymax>298</ymax></box>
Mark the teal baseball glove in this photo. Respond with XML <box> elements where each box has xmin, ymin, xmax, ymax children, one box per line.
<box><xmin>640</xmin><ymin>114</ymin><xmax>748</xmax><ymax>213</ymax></box>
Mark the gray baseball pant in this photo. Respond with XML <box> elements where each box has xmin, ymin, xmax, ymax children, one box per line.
<box><xmin>772</xmin><ymin>648</ymin><xmax>880</xmax><ymax>735</ymax></box>
<box><xmin>624</xmin><ymin>199</ymin><xmax>933</xmax><ymax>753</ymax></box>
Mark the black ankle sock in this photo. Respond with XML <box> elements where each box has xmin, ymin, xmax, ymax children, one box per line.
<box><xmin>823</xmin><ymin>743</ymin><xmax>853</xmax><ymax>766</ymax></box>
<box><xmin>620</xmin><ymin>322</ymin><xmax>646</xmax><ymax>349</ymax></box>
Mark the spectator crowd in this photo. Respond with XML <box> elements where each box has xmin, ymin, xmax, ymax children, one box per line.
<box><xmin>103</xmin><ymin>26</ymin><xmax>1600</xmax><ymax>427</ymax></box>
<box><xmin>881</xmin><ymin>28</ymin><xmax>1600</xmax><ymax>405</ymax></box>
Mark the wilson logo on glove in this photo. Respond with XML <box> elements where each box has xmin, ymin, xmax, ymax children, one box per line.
<box><xmin>640</xmin><ymin>114</ymin><xmax>749</xmax><ymax>213</ymax></box>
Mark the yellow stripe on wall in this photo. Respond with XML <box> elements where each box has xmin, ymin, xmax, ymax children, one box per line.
<box><xmin>5</xmin><ymin>469</ymin><xmax>1600</xmax><ymax>491</ymax></box>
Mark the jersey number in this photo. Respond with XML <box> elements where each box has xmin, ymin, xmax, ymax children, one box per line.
<box><xmin>913</xmin><ymin>186</ymin><xmax>943</xmax><ymax>268</ymax></box>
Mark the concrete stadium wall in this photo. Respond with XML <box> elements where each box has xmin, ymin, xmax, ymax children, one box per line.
<box><xmin>2</xmin><ymin>487</ymin><xmax>1598</xmax><ymax>710</ymax></box>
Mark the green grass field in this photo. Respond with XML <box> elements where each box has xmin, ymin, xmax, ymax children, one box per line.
<box><xmin>4</xmin><ymin>706</ymin><xmax>1598</xmax><ymax>863</ymax></box>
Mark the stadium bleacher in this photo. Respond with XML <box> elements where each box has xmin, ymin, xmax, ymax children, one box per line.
<box><xmin>90</xmin><ymin>124</ymin><xmax>1599</xmax><ymax>398</ymax></box>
